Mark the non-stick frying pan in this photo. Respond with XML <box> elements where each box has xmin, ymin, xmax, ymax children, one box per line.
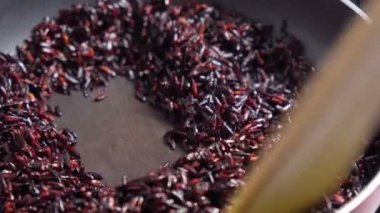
<box><xmin>0</xmin><ymin>0</ymin><xmax>377</xmax><ymax>211</ymax></box>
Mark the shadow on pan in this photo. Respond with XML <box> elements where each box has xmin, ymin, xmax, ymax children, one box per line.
<box><xmin>0</xmin><ymin>0</ymin><xmax>353</xmax><ymax>185</ymax></box>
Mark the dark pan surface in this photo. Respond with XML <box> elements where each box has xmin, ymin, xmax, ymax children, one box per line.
<box><xmin>0</xmin><ymin>0</ymin><xmax>353</xmax><ymax>185</ymax></box>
